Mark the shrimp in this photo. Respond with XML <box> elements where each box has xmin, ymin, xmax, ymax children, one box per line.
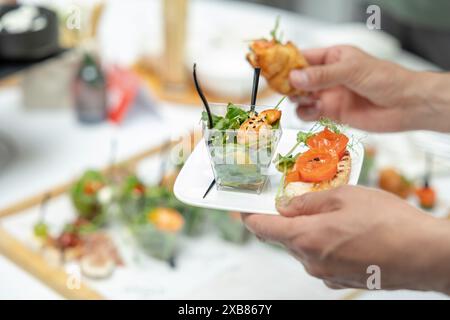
<box><xmin>237</xmin><ymin>109</ymin><xmax>281</xmax><ymax>146</ymax></box>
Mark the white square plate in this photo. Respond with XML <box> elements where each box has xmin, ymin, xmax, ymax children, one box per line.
<box><xmin>174</xmin><ymin>129</ymin><xmax>364</xmax><ymax>215</ymax></box>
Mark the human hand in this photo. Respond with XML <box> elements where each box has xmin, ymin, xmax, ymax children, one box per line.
<box><xmin>289</xmin><ymin>45</ymin><xmax>450</xmax><ymax>132</ymax></box>
<box><xmin>242</xmin><ymin>186</ymin><xmax>450</xmax><ymax>294</ymax></box>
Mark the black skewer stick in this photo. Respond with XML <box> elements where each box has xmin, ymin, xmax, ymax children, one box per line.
<box><xmin>202</xmin><ymin>179</ymin><xmax>216</xmax><ymax>199</ymax></box>
<box><xmin>193</xmin><ymin>63</ymin><xmax>217</xmax><ymax>197</ymax></box>
<box><xmin>168</xmin><ymin>255</ymin><xmax>177</xmax><ymax>269</ymax></box>
<box><xmin>250</xmin><ymin>67</ymin><xmax>261</xmax><ymax>113</ymax></box>
<box><xmin>193</xmin><ymin>63</ymin><xmax>213</xmax><ymax>129</ymax></box>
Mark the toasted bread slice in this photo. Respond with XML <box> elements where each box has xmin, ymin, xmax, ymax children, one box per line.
<box><xmin>277</xmin><ymin>151</ymin><xmax>351</xmax><ymax>204</ymax></box>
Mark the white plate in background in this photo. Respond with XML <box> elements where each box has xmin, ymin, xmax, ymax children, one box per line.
<box><xmin>311</xmin><ymin>23</ymin><xmax>401</xmax><ymax>59</ymax></box>
<box><xmin>174</xmin><ymin>129</ymin><xmax>364</xmax><ymax>215</ymax></box>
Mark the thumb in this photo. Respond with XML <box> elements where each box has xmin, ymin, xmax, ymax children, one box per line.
<box><xmin>290</xmin><ymin>64</ymin><xmax>349</xmax><ymax>91</ymax></box>
<box><xmin>276</xmin><ymin>189</ymin><xmax>340</xmax><ymax>217</ymax></box>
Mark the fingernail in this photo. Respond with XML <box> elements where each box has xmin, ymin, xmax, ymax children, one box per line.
<box><xmin>276</xmin><ymin>196</ymin><xmax>291</xmax><ymax>209</ymax></box>
<box><xmin>290</xmin><ymin>70</ymin><xmax>309</xmax><ymax>87</ymax></box>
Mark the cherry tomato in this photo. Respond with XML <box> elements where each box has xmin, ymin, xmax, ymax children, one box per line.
<box><xmin>83</xmin><ymin>181</ymin><xmax>103</xmax><ymax>195</ymax></box>
<box><xmin>296</xmin><ymin>149</ymin><xmax>338</xmax><ymax>183</ymax></box>
<box><xmin>416</xmin><ymin>187</ymin><xmax>436</xmax><ymax>209</ymax></box>
<box><xmin>307</xmin><ymin>128</ymin><xmax>349</xmax><ymax>159</ymax></box>
<box><xmin>147</xmin><ymin>208</ymin><xmax>184</xmax><ymax>233</ymax></box>
<box><xmin>133</xmin><ymin>184</ymin><xmax>145</xmax><ymax>195</ymax></box>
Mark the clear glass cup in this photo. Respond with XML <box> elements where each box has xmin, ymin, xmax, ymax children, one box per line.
<box><xmin>202</xmin><ymin>104</ymin><xmax>282</xmax><ymax>194</ymax></box>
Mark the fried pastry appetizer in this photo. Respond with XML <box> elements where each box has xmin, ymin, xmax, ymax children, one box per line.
<box><xmin>246</xmin><ymin>20</ymin><xmax>309</xmax><ymax>95</ymax></box>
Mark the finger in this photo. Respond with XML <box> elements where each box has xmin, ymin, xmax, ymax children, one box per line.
<box><xmin>241</xmin><ymin>213</ymin><xmax>306</xmax><ymax>244</ymax></box>
<box><xmin>289</xmin><ymin>94</ymin><xmax>316</xmax><ymax>104</ymax></box>
<box><xmin>290</xmin><ymin>64</ymin><xmax>349</xmax><ymax>91</ymax></box>
<box><xmin>301</xmin><ymin>48</ymin><xmax>329</xmax><ymax>65</ymax></box>
<box><xmin>323</xmin><ymin>280</ymin><xmax>347</xmax><ymax>290</ymax></box>
<box><xmin>276</xmin><ymin>189</ymin><xmax>341</xmax><ymax>217</ymax></box>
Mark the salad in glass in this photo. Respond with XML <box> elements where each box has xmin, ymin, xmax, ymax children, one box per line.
<box><xmin>201</xmin><ymin>100</ymin><xmax>283</xmax><ymax>194</ymax></box>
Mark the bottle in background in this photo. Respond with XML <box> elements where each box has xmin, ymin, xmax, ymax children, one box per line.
<box><xmin>73</xmin><ymin>52</ymin><xmax>107</xmax><ymax>124</ymax></box>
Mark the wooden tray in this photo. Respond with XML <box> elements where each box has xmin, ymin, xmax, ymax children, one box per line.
<box><xmin>0</xmin><ymin>139</ymin><xmax>176</xmax><ymax>300</ymax></box>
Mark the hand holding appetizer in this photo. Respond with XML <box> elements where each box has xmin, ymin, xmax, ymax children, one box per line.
<box><xmin>243</xmin><ymin>186</ymin><xmax>450</xmax><ymax>295</ymax></box>
<box><xmin>241</xmin><ymin>21</ymin><xmax>450</xmax><ymax>295</ymax></box>
<box><xmin>288</xmin><ymin>45</ymin><xmax>450</xmax><ymax>133</ymax></box>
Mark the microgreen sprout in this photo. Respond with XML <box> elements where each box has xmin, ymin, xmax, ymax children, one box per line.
<box><xmin>270</xmin><ymin>16</ymin><xmax>283</xmax><ymax>43</ymax></box>
<box><xmin>318</xmin><ymin>117</ymin><xmax>345</xmax><ymax>134</ymax></box>
<box><xmin>274</xmin><ymin>96</ymin><xmax>286</xmax><ymax>110</ymax></box>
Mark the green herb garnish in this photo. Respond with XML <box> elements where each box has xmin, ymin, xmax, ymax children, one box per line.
<box><xmin>33</xmin><ymin>222</ymin><xmax>48</xmax><ymax>239</ymax></box>
<box><xmin>270</xmin><ymin>16</ymin><xmax>283</xmax><ymax>43</ymax></box>
<box><xmin>201</xmin><ymin>103</ymin><xmax>250</xmax><ymax>130</ymax></box>
<box><xmin>274</xmin><ymin>96</ymin><xmax>286</xmax><ymax>110</ymax></box>
<box><xmin>318</xmin><ymin>118</ymin><xmax>343</xmax><ymax>134</ymax></box>
<box><xmin>274</xmin><ymin>153</ymin><xmax>297</xmax><ymax>172</ymax></box>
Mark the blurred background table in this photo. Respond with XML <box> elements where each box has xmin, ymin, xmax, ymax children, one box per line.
<box><xmin>0</xmin><ymin>0</ymin><xmax>448</xmax><ymax>300</ymax></box>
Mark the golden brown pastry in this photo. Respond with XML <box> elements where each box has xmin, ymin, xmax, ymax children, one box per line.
<box><xmin>247</xmin><ymin>39</ymin><xmax>309</xmax><ymax>96</ymax></box>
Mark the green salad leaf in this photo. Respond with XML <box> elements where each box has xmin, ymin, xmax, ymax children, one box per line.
<box><xmin>201</xmin><ymin>103</ymin><xmax>250</xmax><ymax>130</ymax></box>
<box><xmin>224</xmin><ymin>103</ymin><xmax>250</xmax><ymax>129</ymax></box>
<box><xmin>201</xmin><ymin>112</ymin><xmax>224</xmax><ymax>128</ymax></box>
<box><xmin>296</xmin><ymin>131</ymin><xmax>314</xmax><ymax>144</ymax></box>
<box><xmin>273</xmin><ymin>153</ymin><xmax>297</xmax><ymax>173</ymax></box>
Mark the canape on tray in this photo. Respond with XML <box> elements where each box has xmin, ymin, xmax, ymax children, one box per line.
<box><xmin>70</xmin><ymin>170</ymin><xmax>109</xmax><ymax>224</ymax></box>
<box><xmin>275</xmin><ymin>119</ymin><xmax>352</xmax><ymax>204</ymax></box>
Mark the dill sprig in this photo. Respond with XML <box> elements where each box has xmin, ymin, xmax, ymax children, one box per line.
<box><xmin>270</xmin><ymin>16</ymin><xmax>283</xmax><ymax>43</ymax></box>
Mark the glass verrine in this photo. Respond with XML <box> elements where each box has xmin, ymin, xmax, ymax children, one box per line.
<box><xmin>202</xmin><ymin>103</ymin><xmax>282</xmax><ymax>194</ymax></box>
